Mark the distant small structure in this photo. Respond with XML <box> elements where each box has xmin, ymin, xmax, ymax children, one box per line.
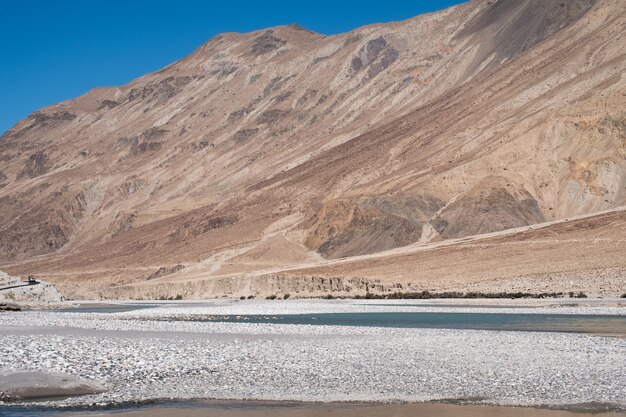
<box><xmin>27</xmin><ymin>276</ymin><xmax>38</xmax><ymax>285</ymax></box>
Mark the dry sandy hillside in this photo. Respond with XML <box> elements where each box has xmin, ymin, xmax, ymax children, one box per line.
<box><xmin>0</xmin><ymin>0</ymin><xmax>625</xmax><ymax>299</ymax></box>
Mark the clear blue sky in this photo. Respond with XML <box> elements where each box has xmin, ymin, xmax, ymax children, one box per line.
<box><xmin>0</xmin><ymin>0</ymin><xmax>467</xmax><ymax>135</ymax></box>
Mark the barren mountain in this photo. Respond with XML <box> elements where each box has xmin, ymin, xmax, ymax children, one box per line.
<box><xmin>1</xmin><ymin>0</ymin><xmax>625</xmax><ymax>298</ymax></box>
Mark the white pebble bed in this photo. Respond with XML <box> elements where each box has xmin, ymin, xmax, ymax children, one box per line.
<box><xmin>0</xmin><ymin>300</ymin><xmax>624</xmax><ymax>408</ymax></box>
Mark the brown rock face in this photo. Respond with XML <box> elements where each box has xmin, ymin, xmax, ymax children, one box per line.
<box><xmin>304</xmin><ymin>194</ymin><xmax>444</xmax><ymax>259</ymax></box>
<box><xmin>1</xmin><ymin>0</ymin><xmax>625</xmax><ymax>298</ymax></box>
<box><xmin>430</xmin><ymin>177</ymin><xmax>545</xmax><ymax>240</ymax></box>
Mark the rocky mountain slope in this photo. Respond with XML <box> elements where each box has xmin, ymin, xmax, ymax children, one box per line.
<box><xmin>0</xmin><ymin>0</ymin><xmax>624</xmax><ymax>298</ymax></box>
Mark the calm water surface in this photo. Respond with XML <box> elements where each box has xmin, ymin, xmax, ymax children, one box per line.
<box><xmin>182</xmin><ymin>312</ymin><xmax>626</xmax><ymax>336</ymax></box>
<box><xmin>50</xmin><ymin>303</ymin><xmax>626</xmax><ymax>336</ymax></box>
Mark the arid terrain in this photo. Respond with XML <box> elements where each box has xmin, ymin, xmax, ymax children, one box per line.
<box><xmin>0</xmin><ymin>0</ymin><xmax>625</xmax><ymax>299</ymax></box>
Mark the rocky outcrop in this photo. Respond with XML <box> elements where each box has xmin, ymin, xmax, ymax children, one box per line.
<box><xmin>304</xmin><ymin>194</ymin><xmax>444</xmax><ymax>258</ymax></box>
<box><xmin>96</xmin><ymin>274</ymin><xmax>406</xmax><ymax>300</ymax></box>
<box><xmin>0</xmin><ymin>369</ymin><xmax>105</xmax><ymax>402</ymax></box>
<box><xmin>0</xmin><ymin>270</ymin><xmax>65</xmax><ymax>307</ymax></box>
<box><xmin>430</xmin><ymin>178</ymin><xmax>545</xmax><ymax>240</ymax></box>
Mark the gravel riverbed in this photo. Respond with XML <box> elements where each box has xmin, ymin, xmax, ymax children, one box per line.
<box><xmin>0</xmin><ymin>300</ymin><xmax>624</xmax><ymax>409</ymax></box>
